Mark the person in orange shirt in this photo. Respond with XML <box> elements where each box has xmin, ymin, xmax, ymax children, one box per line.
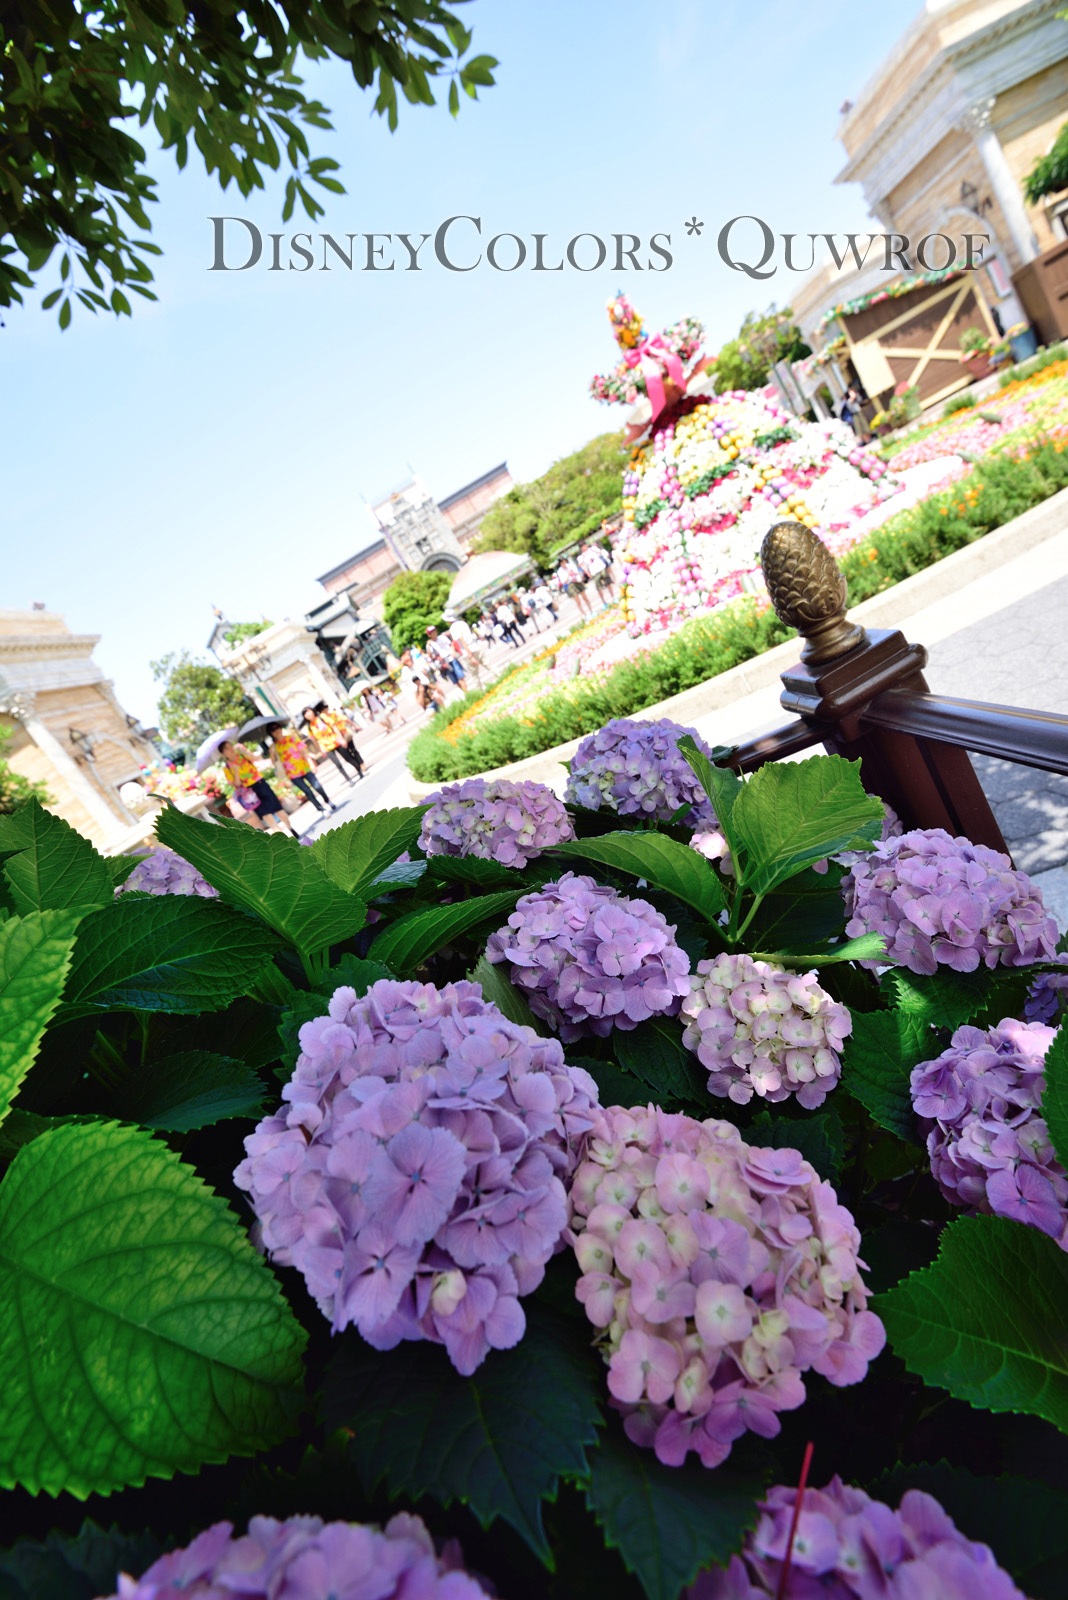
<box><xmin>218</xmin><ymin>740</ymin><xmax>295</xmax><ymax>834</ymax></box>
<box><xmin>302</xmin><ymin>704</ymin><xmax>365</xmax><ymax>780</ymax></box>
<box><xmin>268</xmin><ymin>725</ymin><xmax>337</xmax><ymax>816</ymax></box>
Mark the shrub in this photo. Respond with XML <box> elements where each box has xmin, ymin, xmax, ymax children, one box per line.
<box><xmin>943</xmin><ymin>391</ymin><xmax>976</xmax><ymax>415</ymax></box>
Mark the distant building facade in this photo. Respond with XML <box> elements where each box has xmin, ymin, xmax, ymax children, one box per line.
<box><xmin>0</xmin><ymin>609</ymin><xmax>156</xmax><ymax>852</ymax></box>
<box><xmin>438</xmin><ymin>463</ymin><xmax>514</xmax><ymax>551</ymax></box>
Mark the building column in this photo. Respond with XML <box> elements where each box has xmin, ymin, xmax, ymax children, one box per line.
<box><xmin>963</xmin><ymin>99</ymin><xmax>1039</xmax><ymax>267</ymax></box>
<box><xmin>301</xmin><ymin>651</ymin><xmax>343</xmax><ymax>708</ymax></box>
<box><xmin>0</xmin><ymin>690</ymin><xmax>123</xmax><ymax>840</ymax></box>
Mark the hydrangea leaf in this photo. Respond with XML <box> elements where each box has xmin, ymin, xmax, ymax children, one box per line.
<box><xmin>323</xmin><ymin>1303</ymin><xmax>602</xmax><ymax>1563</ymax></box>
<box><xmin>729</xmin><ymin>755</ymin><xmax>884</xmax><ymax>896</ymax></box>
<box><xmin>742</xmin><ymin>863</ymin><xmax>849</xmax><ymax>951</ymax></box>
<box><xmin>747</xmin><ymin>1106</ymin><xmax>845</xmax><ymax>1181</ymax></box>
<box><xmin>586</xmin><ymin>1426</ymin><xmax>760</xmax><ymax>1600</ymax></box>
<box><xmin>769</xmin><ymin>931</ymin><xmax>886</xmax><ymax>967</ymax></box>
<box><xmin>0</xmin><ymin>1120</ymin><xmax>307</xmax><ymax>1496</ymax></box>
<box><xmin>470</xmin><ymin>954</ymin><xmax>541</xmax><ymax>1032</ymax></box>
<box><xmin>427</xmin><ymin>856</ymin><xmax>526</xmax><ymax>890</ymax></box>
<box><xmin>877</xmin><ymin>1213</ymin><xmax>1068</xmax><ymax>1432</ymax></box>
<box><xmin>872</xmin><ymin>1460</ymin><xmax>1068</xmax><ymax>1599</ymax></box>
<box><xmin>371</xmin><ymin>891</ymin><xmax>521</xmax><ymax>977</ymax></box>
<box><xmin>841</xmin><ymin>1008</ymin><xmax>925</xmax><ymax>1141</ymax></box>
<box><xmin>614</xmin><ymin>1016</ymin><xmax>707</xmax><ymax>1105</ymax></box>
<box><xmin>316</xmin><ymin>953</ymin><xmax>392</xmax><ymax>997</ymax></box>
<box><xmin>570</xmin><ymin>1054</ymin><xmax>648</xmax><ymax>1110</ymax></box>
<box><xmin>60</xmin><ymin>897</ymin><xmax>282</xmax><ymax>1018</ymax></box>
<box><xmin>0</xmin><ymin>801</ymin><xmax>112</xmax><ymax>915</ymax></box>
<box><xmin>551</xmin><ymin>832</ymin><xmax>727</xmax><ymax>923</ymax></box>
<box><xmin>278</xmin><ymin>992</ymin><xmax>330</xmax><ymax>1072</ymax></box>
<box><xmin>677</xmin><ymin>736</ymin><xmax>744</xmax><ymax>862</ymax></box>
<box><xmin>154</xmin><ymin>806</ymin><xmax>366</xmax><ymax>956</ymax></box>
<box><xmin>888</xmin><ymin>969</ymin><xmax>997</xmax><ymax>1036</ymax></box>
<box><xmin>116</xmin><ymin>1050</ymin><xmax>265</xmax><ymax>1132</ymax></box>
<box><xmin>0</xmin><ymin>1520</ymin><xmax>162</xmax><ymax>1600</ymax></box>
<box><xmin>309</xmin><ymin>806</ymin><xmax>428</xmax><ymax>897</ymax></box>
<box><xmin>365</xmin><ymin>860</ymin><xmax>428</xmax><ymax>889</ymax></box>
<box><xmin>0</xmin><ymin>911</ymin><xmax>82</xmax><ymax>1129</ymax></box>
<box><xmin>1039</xmin><ymin>1024</ymin><xmax>1068</xmax><ymax>1174</ymax></box>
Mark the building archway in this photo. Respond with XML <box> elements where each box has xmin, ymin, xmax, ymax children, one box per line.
<box><xmin>420</xmin><ymin>552</ymin><xmax>463</xmax><ymax>573</ymax></box>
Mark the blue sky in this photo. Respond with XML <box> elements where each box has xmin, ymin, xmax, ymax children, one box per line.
<box><xmin>3</xmin><ymin>0</ymin><xmax>920</xmax><ymax>722</ymax></box>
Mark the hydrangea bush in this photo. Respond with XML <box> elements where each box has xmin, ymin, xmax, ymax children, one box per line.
<box><xmin>0</xmin><ymin>731</ymin><xmax>1064</xmax><ymax>1600</ymax></box>
<box><xmin>568</xmin><ymin>1106</ymin><xmax>884</xmax><ymax>1468</ymax></box>
<box><xmin>681</xmin><ymin>953</ymin><xmax>851</xmax><ymax>1109</ymax></box>
<box><xmin>486</xmin><ymin>870</ymin><xmax>692</xmax><ymax>1040</ymax></box>
<box><xmin>565</xmin><ymin>717</ymin><xmax>721</xmax><ymax>826</ymax></box>
<box><xmin>419</xmin><ymin>776</ymin><xmax>575</xmax><ymax>867</ymax></box>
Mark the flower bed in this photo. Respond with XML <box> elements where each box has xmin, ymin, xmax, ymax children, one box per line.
<box><xmin>6</xmin><ymin>725</ymin><xmax>1067</xmax><ymax>1600</ymax></box>
<box><xmin>879</xmin><ymin>355</ymin><xmax>1068</xmax><ymax>468</ymax></box>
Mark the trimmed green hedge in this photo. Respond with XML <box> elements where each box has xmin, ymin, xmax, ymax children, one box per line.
<box><xmin>408</xmin><ymin>438</ymin><xmax>1068</xmax><ymax>783</ymax></box>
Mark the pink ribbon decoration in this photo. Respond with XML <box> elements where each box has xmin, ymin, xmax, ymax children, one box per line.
<box><xmin>623</xmin><ymin>333</ymin><xmax>685</xmax><ymax>417</ymax></box>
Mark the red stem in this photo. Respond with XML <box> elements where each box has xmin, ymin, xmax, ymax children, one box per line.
<box><xmin>775</xmin><ymin>1440</ymin><xmax>814</xmax><ymax>1600</ymax></box>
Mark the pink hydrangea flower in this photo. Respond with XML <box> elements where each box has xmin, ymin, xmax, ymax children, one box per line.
<box><xmin>420</xmin><ymin>777</ymin><xmax>575</xmax><ymax>867</ymax></box>
<box><xmin>117</xmin><ymin>847</ymin><xmax>218</xmax><ymax>898</ymax></box>
<box><xmin>568</xmin><ymin>1106</ymin><xmax>884</xmax><ymax>1469</ymax></box>
<box><xmin>681</xmin><ymin>953</ymin><xmax>851</xmax><ymax>1110</ymax></box>
<box><xmin>235</xmin><ymin>978</ymin><xmax>599</xmax><ymax>1373</ymax></box>
<box><xmin>565</xmin><ymin>716</ymin><xmax>721</xmax><ymax>826</ymax></box>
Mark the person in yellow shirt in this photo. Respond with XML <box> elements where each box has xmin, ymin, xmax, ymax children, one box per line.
<box><xmin>302</xmin><ymin>704</ymin><xmax>365</xmax><ymax>781</ymax></box>
<box><xmin>268</xmin><ymin>725</ymin><xmax>337</xmax><ymax>816</ymax></box>
<box><xmin>218</xmin><ymin>740</ymin><xmax>295</xmax><ymax>834</ymax></box>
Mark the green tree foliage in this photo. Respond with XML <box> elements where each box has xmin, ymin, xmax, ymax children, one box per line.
<box><xmin>381</xmin><ymin>571</ymin><xmax>453</xmax><ymax>654</ymax></box>
<box><xmin>1</xmin><ymin>0</ymin><xmax>496</xmax><ymax>324</ymax></box>
<box><xmin>0</xmin><ymin>726</ymin><xmax>52</xmax><ymax>815</ymax></box>
<box><xmin>150</xmin><ymin>651</ymin><xmax>258</xmax><ymax>745</ymax></box>
<box><xmin>474</xmin><ymin>433</ymin><xmax>630</xmax><ymax>562</ymax></box>
<box><xmin>713</xmin><ymin>305</ymin><xmax>810</xmax><ymax>393</ymax></box>
<box><xmin>223</xmin><ymin>621</ymin><xmax>273</xmax><ymax>647</ymax></box>
<box><xmin>1024</xmin><ymin>119</ymin><xmax>1068</xmax><ymax>202</ymax></box>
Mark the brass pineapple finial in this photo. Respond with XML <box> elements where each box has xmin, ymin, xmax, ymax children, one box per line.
<box><xmin>759</xmin><ymin>520</ymin><xmax>867</xmax><ymax>664</ymax></box>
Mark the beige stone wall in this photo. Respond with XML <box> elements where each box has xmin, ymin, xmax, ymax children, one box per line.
<box><xmin>2</xmin><ymin>712</ymin><xmax>110</xmax><ymax>844</ymax></box>
<box><xmin>994</xmin><ymin>60</ymin><xmax>1068</xmax><ymax>253</ymax></box>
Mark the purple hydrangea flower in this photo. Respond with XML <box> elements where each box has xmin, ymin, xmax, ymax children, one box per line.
<box><xmin>420</xmin><ymin>777</ymin><xmax>575</xmax><ymax>868</ymax></box>
<box><xmin>1025</xmin><ymin>953</ymin><xmax>1068</xmax><ymax>1025</ymax></box>
<box><xmin>843</xmin><ymin>827</ymin><xmax>1058</xmax><ymax>975</ymax></box>
<box><xmin>688</xmin><ymin>1476</ymin><xmax>1025</xmax><ymax>1599</ymax></box>
<box><xmin>485</xmin><ymin>871</ymin><xmax>691</xmax><ymax>1042</ymax></box>
<box><xmin>101</xmin><ymin>1511</ymin><xmax>489</xmax><ymax>1599</ymax></box>
<box><xmin>116</xmin><ymin>847</ymin><xmax>218</xmax><ymax>898</ymax></box>
<box><xmin>910</xmin><ymin>1016</ymin><xmax>1068</xmax><ymax>1248</ymax></box>
<box><xmin>565</xmin><ymin>716</ymin><xmax>721</xmax><ymax>826</ymax></box>
<box><xmin>681</xmin><ymin>953</ymin><xmax>852</xmax><ymax>1110</ymax></box>
<box><xmin>569</xmin><ymin>1106</ymin><xmax>884</xmax><ymax>1470</ymax></box>
<box><xmin>234</xmin><ymin>977</ymin><xmax>599</xmax><ymax>1373</ymax></box>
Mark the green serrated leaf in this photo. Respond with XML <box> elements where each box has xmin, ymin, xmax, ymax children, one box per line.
<box><xmin>0</xmin><ymin>1519</ymin><xmax>162</xmax><ymax>1600</ymax></box>
<box><xmin>587</xmin><ymin>1426</ymin><xmax>760</xmax><ymax>1600</ymax></box>
<box><xmin>427</xmin><ymin>855</ymin><xmax>525</xmax><ymax>891</ymax></box>
<box><xmin>0</xmin><ymin>801</ymin><xmax>112</xmax><ymax>914</ymax></box>
<box><xmin>470</xmin><ymin>954</ymin><xmax>540</xmax><ymax>1031</ymax></box>
<box><xmin>677</xmin><ymin>736</ymin><xmax>743</xmax><ymax>859</ymax></box>
<box><xmin>731</xmin><ymin>756</ymin><xmax>883</xmax><ymax>895</ymax></box>
<box><xmin>316</xmin><ymin>953</ymin><xmax>391</xmax><ymax>997</ymax></box>
<box><xmin>571</xmin><ymin>1055</ymin><xmax>648</xmax><ymax>1109</ymax></box>
<box><xmin>310</xmin><ymin>807</ymin><xmax>427</xmax><ymax>897</ymax></box>
<box><xmin>766</xmin><ymin>931</ymin><xmax>886</xmax><ymax>968</ymax></box>
<box><xmin>60</xmin><ymin>897</ymin><xmax>281</xmax><ymax>1017</ymax></box>
<box><xmin>371</xmin><ymin>891</ymin><xmax>520</xmax><ymax>977</ymax></box>
<box><xmin>888</xmin><ymin>968</ymin><xmax>996</xmax><ymax>1035</ymax></box>
<box><xmin>746</xmin><ymin>1106</ymin><xmax>845</xmax><ymax>1181</ymax></box>
<box><xmin>117</xmin><ymin>1050</ymin><xmax>265</xmax><ymax>1132</ymax></box>
<box><xmin>877</xmin><ymin>1214</ymin><xmax>1068</xmax><ymax>1432</ymax></box>
<box><xmin>871</xmin><ymin>1460</ymin><xmax>1068</xmax><ymax>1599</ymax></box>
<box><xmin>614</xmin><ymin>1016</ymin><xmax>706</xmax><ymax>1104</ymax></box>
<box><xmin>0</xmin><ymin>911</ymin><xmax>82</xmax><ymax>1129</ymax></box>
<box><xmin>552</xmin><ymin>832</ymin><xmax>726</xmax><ymax>923</ymax></box>
<box><xmin>323</xmin><ymin>1303</ymin><xmax>602</xmax><ymax>1562</ymax></box>
<box><xmin>155</xmin><ymin>807</ymin><xmax>365</xmax><ymax>956</ymax></box>
<box><xmin>0</xmin><ymin>1121</ymin><xmax>306</xmax><ymax>1496</ymax></box>
<box><xmin>1039</xmin><ymin>1023</ymin><xmax>1068</xmax><ymax>1175</ymax></box>
<box><xmin>841</xmin><ymin>1008</ymin><xmax>924</xmax><ymax>1140</ymax></box>
<box><xmin>278</xmin><ymin>992</ymin><xmax>329</xmax><ymax>1073</ymax></box>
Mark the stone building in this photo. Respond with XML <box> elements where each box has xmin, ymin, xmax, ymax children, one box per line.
<box><xmin>438</xmin><ymin>463</ymin><xmax>514</xmax><ymax>552</ymax></box>
<box><xmin>0</xmin><ymin>609</ymin><xmax>156</xmax><ymax>852</ymax></box>
<box><xmin>793</xmin><ymin>0</ymin><xmax>1068</xmax><ymax>348</ymax></box>
<box><xmin>209</xmin><ymin>618</ymin><xmax>347</xmax><ymax>719</ymax></box>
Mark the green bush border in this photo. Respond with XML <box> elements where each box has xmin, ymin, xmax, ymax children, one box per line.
<box><xmin>408</xmin><ymin>437</ymin><xmax>1068</xmax><ymax>783</ymax></box>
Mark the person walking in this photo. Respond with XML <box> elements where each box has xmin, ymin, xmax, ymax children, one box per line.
<box><xmin>580</xmin><ymin>542</ymin><xmax>615</xmax><ymax>610</ymax></box>
<box><xmin>303</xmin><ymin>704</ymin><xmax>365</xmax><ymax>780</ymax></box>
<box><xmin>494</xmin><ymin>601</ymin><xmax>522</xmax><ymax>648</ymax></box>
<box><xmin>219</xmin><ymin>739</ymin><xmax>296</xmax><ymax>834</ymax></box>
<box><xmin>560</xmin><ymin>558</ymin><xmax>592</xmax><ymax>619</ymax></box>
<box><xmin>532</xmin><ymin>580</ymin><xmax>558</xmax><ymax>626</ymax></box>
<box><xmin>425</xmin><ymin>624</ymin><xmax>466</xmax><ymax>687</ymax></box>
<box><xmin>268</xmin><ymin>724</ymin><xmax>336</xmax><ymax>816</ymax></box>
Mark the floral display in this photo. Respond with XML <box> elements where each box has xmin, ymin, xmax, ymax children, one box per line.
<box><xmin>590</xmin><ymin>292</ymin><xmax>706</xmax><ymax>407</ymax></box>
<box><xmin>843</xmin><ymin>826</ymin><xmax>1058</xmax><ymax>974</ymax></box>
<box><xmin>140</xmin><ymin>760</ymin><xmax>229</xmax><ymax>802</ymax></box>
<box><xmin>116</xmin><ymin>846</ymin><xmax>219</xmax><ymax>898</ymax></box>
<box><xmin>100</xmin><ymin>1512</ymin><xmax>489</xmax><ymax>1599</ymax></box>
<box><xmin>618</xmin><ymin>390</ymin><xmax>896</xmax><ymax>635</ymax></box>
<box><xmin>565</xmin><ymin>716</ymin><xmax>720</xmax><ymax>825</ymax></box>
<box><xmin>882</xmin><ymin>356</ymin><xmax>1068</xmax><ymax>470</ymax></box>
<box><xmin>911</xmin><ymin>1017</ymin><xmax>1068</xmax><ymax>1247</ymax></box>
<box><xmin>419</xmin><ymin>776</ymin><xmax>575</xmax><ymax>866</ymax></box>
<box><xmin>688</xmin><ymin>1477</ymin><xmax>1026</xmax><ymax>1599</ymax></box>
<box><xmin>815</xmin><ymin>265</ymin><xmax>964</xmax><ymax>334</ymax></box>
<box><xmin>681</xmin><ymin>953</ymin><xmax>851</xmax><ymax>1109</ymax></box>
<box><xmin>235</xmin><ymin>977</ymin><xmax>598</xmax><ymax>1373</ymax></box>
<box><xmin>568</xmin><ymin>1106</ymin><xmax>885</xmax><ymax>1468</ymax></box>
<box><xmin>486</xmin><ymin>871</ymin><xmax>692</xmax><ymax>1041</ymax></box>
